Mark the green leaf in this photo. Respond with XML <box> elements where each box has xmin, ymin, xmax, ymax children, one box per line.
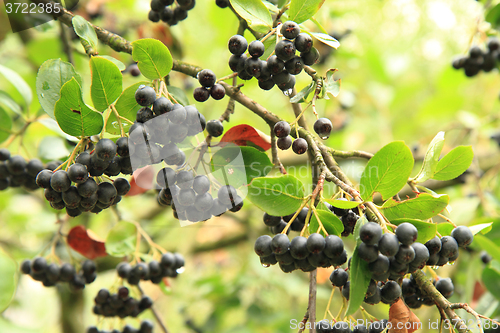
<box><xmin>229</xmin><ymin>0</ymin><xmax>273</xmax><ymax>34</ymax></box>
<box><xmin>90</xmin><ymin>56</ymin><xmax>123</xmax><ymax>112</ymax></box>
<box><xmin>309</xmin><ymin>208</ymin><xmax>344</xmax><ymax>236</ymax></box>
<box><xmin>483</xmin><ymin>262</ymin><xmax>500</xmax><ymax>300</ymax></box>
<box><xmin>413</xmin><ymin>131</ymin><xmax>445</xmax><ymax>183</ymax></box>
<box><xmin>288</xmin><ymin>0</ymin><xmax>325</xmax><ymax>24</ymax></box>
<box><xmin>38</xmin><ymin>136</ymin><xmax>70</xmax><ymax>161</ymax></box>
<box><xmin>486</xmin><ymin>3</ymin><xmax>500</xmax><ymax>29</ymax></box>
<box><xmin>247</xmin><ymin>175</ymin><xmax>305</xmax><ymax>216</ymax></box>
<box><xmin>167</xmin><ymin>85</ymin><xmax>189</xmax><ymax>106</ymax></box>
<box><xmin>324</xmin><ymin>69</ymin><xmax>340</xmax><ymax>99</ymax></box>
<box><xmin>105</xmin><ymin>81</ymin><xmax>148</xmax><ymax>135</ymax></box>
<box><xmin>278</xmin><ymin>0</ymin><xmax>289</xmax><ymax>8</ymax></box>
<box><xmin>353</xmin><ymin>215</ymin><xmax>368</xmax><ymax>243</ymax></box>
<box><xmin>105</xmin><ymin>221</ymin><xmax>137</xmax><ymax>257</ymax></box>
<box><xmin>323</xmin><ymin>198</ymin><xmax>360</xmax><ymax>210</ymax></box>
<box><xmin>98</xmin><ymin>55</ymin><xmax>126</xmax><ymax>71</ymax></box>
<box><xmin>0</xmin><ymin>91</ymin><xmax>22</xmax><ymax>116</ymax></box>
<box><xmin>0</xmin><ymin>248</ymin><xmax>17</xmax><ymax>312</ymax></box>
<box><xmin>210</xmin><ymin>145</ymin><xmax>273</xmax><ymax>187</ymax></box>
<box><xmin>310</xmin><ymin>32</ymin><xmax>340</xmax><ymax>49</ymax></box>
<box><xmin>262</xmin><ymin>34</ymin><xmax>277</xmax><ymax>60</ymax></box>
<box><xmin>359</xmin><ymin>141</ymin><xmax>414</xmax><ymax>201</ymax></box>
<box><xmin>432</xmin><ymin>146</ymin><xmax>474</xmax><ymax>181</ymax></box>
<box><xmin>0</xmin><ymin>64</ymin><xmax>32</xmax><ymax>107</ymax></box>
<box><xmin>437</xmin><ymin>222</ymin><xmax>454</xmax><ymax>237</ymax></box>
<box><xmin>391</xmin><ymin>218</ymin><xmax>437</xmax><ymax>243</ymax></box>
<box><xmin>469</xmin><ymin>222</ymin><xmax>493</xmax><ymax>236</ymax></box>
<box><xmin>132</xmin><ymin>38</ymin><xmax>173</xmax><ymax>80</ymax></box>
<box><xmin>54</xmin><ymin>78</ymin><xmax>104</xmax><ymax>137</ymax></box>
<box><xmin>475</xmin><ymin>234</ymin><xmax>500</xmax><ymax>263</ymax></box>
<box><xmin>380</xmin><ymin>193</ymin><xmax>449</xmax><ymax>221</ymax></box>
<box><xmin>345</xmin><ymin>247</ymin><xmax>371</xmax><ymax>316</ymax></box>
<box><xmin>36</xmin><ymin>59</ymin><xmax>82</xmax><ymax>119</ymax></box>
<box><xmin>0</xmin><ymin>107</ymin><xmax>12</xmax><ymax>143</ymax></box>
<box><xmin>72</xmin><ymin>15</ymin><xmax>98</xmax><ymax>51</ymax></box>
<box><xmin>290</xmin><ymin>81</ymin><xmax>316</xmax><ymax>103</ymax></box>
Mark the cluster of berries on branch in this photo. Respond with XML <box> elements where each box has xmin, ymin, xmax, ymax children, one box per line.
<box><xmin>148</xmin><ymin>0</ymin><xmax>195</xmax><ymax>26</ymax></box>
<box><xmin>20</xmin><ymin>258</ymin><xmax>97</xmax><ymax>290</ymax></box>
<box><xmin>92</xmin><ymin>286</ymin><xmax>152</xmax><ymax>318</ymax></box>
<box><xmin>402</xmin><ymin>276</ymin><xmax>454</xmax><ymax>309</ymax></box>
<box><xmin>193</xmin><ymin>69</ymin><xmax>226</xmax><ymax>102</ymax></box>
<box><xmin>452</xmin><ymin>38</ymin><xmax>500</xmax><ymax>77</ymax></box>
<box><xmin>87</xmin><ymin>320</ymin><xmax>153</xmax><ymax>333</ymax></box>
<box><xmin>116</xmin><ymin>252</ymin><xmax>185</xmax><ymax>284</ymax></box>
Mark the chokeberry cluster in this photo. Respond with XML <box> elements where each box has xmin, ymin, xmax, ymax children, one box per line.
<box><xmin>262</xmin><ymin>208</ymin><xmax>307</xmax><ymax>234</ymax></box>
<box><xmin>148</xmin><ymin>0</ymin><xmax>195</xmax><ymax>26</ymax></box>
<box><xmin>92</xmin><ymin>286</ymin><xmax>152</xmax><ymax>318</ymax></box>
<box><xmin>20</xmin><ymin>257</ymin><xmax>96</xmax><ymax>289</ymax></box>
<box><xmin>324</xmin><ymin>199</ymin><xmax>359</xmax><ymax>236</ymax></box>
<box><xmin>425</xmin><ymin>225</ymin><xmax>473</xmax><ymax>266</ymax></box>
<box><xmin>115</xmin><ymin>252</ymin><xmax>185</xmax><ymax>284</ymax></box>
<box><xmin>452</xmin><ymin>38</ymin><xmax>499</xmax><ymax>77</ymax></box>
<box><xmin>402</xmin><ymin>276</ymin><xmax>454</xmax><ymax>309</ymax></box>
<box><xmin>35</xmin><ymin>152</ymin><xmax>131</xmax><ymax>217</ymax></box>
<box><xmin>193</xmin><ymin>69</ymin><xmax>226</xmax><ymax>102</ymax></box>
<box><xmin>254</xmin><ymin>231</ymin><xmax>347</xmax><ymax>273</ymax></box>
<box><xmin>0</xmin><ymin>148</ymin><xmax>49</xmax><ymax>191</ymax></box>
<box><xmin>227</xmin><ymin>21</ymin><xmax>319</xmax><ymax>93</ymax></box>
<box><xmin>87</xmin><ymin>320</ymin><xmax>153</xmax><ymax>333</ymax></box>
<box><xmin>273</xmin><ymin>120</ymin><xmax>308</xmax><ymax>155</ymax></box>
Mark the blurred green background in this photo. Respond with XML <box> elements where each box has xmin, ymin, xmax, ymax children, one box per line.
<box><xmin>0</xmin><ymin>0</ymin><xmax>500</xmax><ymax>332</ymax></box>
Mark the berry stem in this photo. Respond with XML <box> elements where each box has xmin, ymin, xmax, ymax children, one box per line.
<box><xmin>137</xmin><ymin>284</ymin><xmax>170</xmax><ymax>333</ymax></box>
<box><xmin>323</xmin><ymin>288</ymin><xmax>335</xmax><ymax>320</ymax></box>
<box><xmin>110</xmin><ymin>104</ymin><xmax>126</xmax><ymax>137</ymax></box>
<box><xmin>437</xmin><ymin>214</ymin><xmax>457</xmax><ymax>228</ymax></box>
<box><xmin>282</xmin><ymin>197</ymin><xmax>311</xmax><ymax>234</ymax></box>
<box><xmin>133</xmin><ymin>221</ymin><xmax>168</xmax><ymax>254</ymax></box>
<box><xmin>307</xmin><ymin>269</ymin><xmax>317</xmax><ymax>333</ymax></box>
<box><xmin>216</xmin><ymin>72</ymin><xmax>238</xmax><ymax>83</ymax></box>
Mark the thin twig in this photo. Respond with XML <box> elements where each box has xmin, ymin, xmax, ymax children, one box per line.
<box><xmin>137</xmin><ymin>284</ymin><xmax>169</xmax><ymax>333</ymax></box>
<box><xmin>308</xmin><ymin>269</ymin><xmax>317</xmax><ymax>333</ymax></box>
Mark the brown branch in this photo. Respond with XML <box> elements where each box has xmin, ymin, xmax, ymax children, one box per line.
<box><xmin>451</xmin><ymin>303</ymin><xmax>500</xmax><ymax>327</ymax></box>
<box><xmin>297</xmin><ymin>310</ymin><xmax>310</xmax><ymax>333</ymax></box>
<box><xmin>412</xmin><ymin>270</ymin><xmax>470</xmax><ymax>333</ymax></box>
<box><xmin>290</xmin><ymin>87</ymin><xmax>308</xmax><ymax>130</ymax></box>
<box><xmin>59</xmin><ymin>22</ymin><xmax>74</xmax><ymax>64</ymax></box>
<box><xmin>137</xmin><ymin>284</ymin><xmax>169</xmax><ymax>333</ymax></box>
<box><xmin>308</xmin><ymin>269</ymin><xmax>318</xmax><ymax>333</ymax></box>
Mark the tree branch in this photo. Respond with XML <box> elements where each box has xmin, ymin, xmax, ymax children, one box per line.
<box><xmin>308</xmin><ymin>269</ymin><xmax>317</xmax><ymax>333</ymax></box>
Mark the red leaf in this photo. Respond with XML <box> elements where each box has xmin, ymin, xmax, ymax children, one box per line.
<box><xmin>67</xmin><ymin>226</ymin><xmax>107</xmax><ymax>260</ymax></box>
<box><xmin>126</xmin><ymin>165</ymin><xmax>155</xmax><ymax>196</ymax></box>
<box><xmin>220</xmin><ymin>124</ymin><xmax>271</xmax><ymax>151</ymax></box>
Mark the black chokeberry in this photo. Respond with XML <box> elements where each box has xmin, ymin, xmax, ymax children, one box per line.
<box><xmin>152</xmin><ymin>96</ymin><xmax>173</xmax><ymax>116</ymax></box>
<box><xmin>290</xmin><ymin>236</ymin><xmax>309</xmax><ymax>259</ymax></box>
<box><xmin>435</xmin><ymin>277</ymin><xmax>454</xmax><ymax>298</ymax></box>
<box><xmin>50</xmin><ymin>170</ymin><xmax>71</xmax><ymax>192</ymax></box>
<box><xmin>357</xmin><ymin>242</ymin><xmax>378</xmax><ymax>263</ymax></box>
<box><xmin>360</xmin><ymin>222</ymin><xmax>383</xmax><ymax>245</ymax></box>
<box><xmin>281</xmin><ymin>21</ymin><xmax>300</xmax><ymax>39</ymax></box>
<box><xmin>285</xmin><ymin>56</ymin><xmax>304</xmax><ymax>75</ymax></box>
<box><xmin>255</xmin><ymin>235</ymin><xmax>273</xmax><ymax>257</ymax></box>
<box><xmin>292</xmin><ymin>138</ymin><xmax>308</xmax><ymax>154</ymax></box>
<box><xmin>451</xmin><ymin>226</ymin><xmax>473</xmax><ymax>248</ymax></box>
<box><xmin>229</xmin><ymin>54</ymin><xmax>247</xmax><ymax>72</ymax></box>
<box><xmin>313</xmin><ymin>118</ymin><xmax>333</xmax><ymax>139</ymax></box>
<box><xmin>440</xmin><ymin>236</ymin><xmax>458</xmax><ymax>258</ymax></box>
<box><xmin>114</xmin><ymin>178</ymin><xmax>130</xmax><ymax>196</ymax></box>
<box><xmin>395</xmin><ymin>222</ymin><xmax>418</xmax><ymax>245</ymax></box>
<box><xmin>95</xmin><ymin>139</ymin><xmax>117</xmax><ymax>161</ymax></box>
<box><xmin>26</xmin><ymin>159</ymin><xmax>44</xmax><ymax>177</ymax></box>
<box><xmin>395</xmin><ymin>244</ymin><xmax>415</xmax><ymax>264</ymax></box>
<box><xmin>198</xmin><ymin>69</ymin><xmax>216</xmax><ymax>88</ymax></box>
<box><xmin>271</xmin><ymin>234</ymin><xmax>290</xmax><ymax>255</ymax></box>
<box><xmin>136</xmin><ymin>107</ymin><xmax>154</xmax><ymax>123</ymax></box>
<box><xmin>245</xmin><ymin>58</ymin><xmax>263</xmax><ymax>77</ymax></box>
<box><xmin>380</xmin><ymin>280</ymin><xmax>401</xmax><ymax>304</ymax></box>
<box><xmin>273</xmin><ymin>121</ymin><xmax>291</xmax><ymax>138</ymax></box>
<box><xmin>267</xmin><ymin>55</ymin><xmax>285</xmax><ymax>74</ymax></box>
<box><xmin>97</xmin><ymin>182</ymin><xmax>117</xmax><ymax>204</ymax></box>
<box><xmin>481</xmin><ymin>251</ymin><xmax>492</xmax><ymax>264</ymax></box>
<box><xmin>323</xmin><ymin>235</ymin><xmax>344</xmax><ymax>258</ymax></box>
<box><xmin>210</xmin><ymin>84</ymin><xmax>226</xmax><ymax>100</ymax></box>
<box><xmin>206</xmin><ymin>119</ymin><xmax>224</xmax><ymax>137</ymax></box>
<box><xmin>275</xmin><ymin>39</ymin><xmax>296</xmax><ymax>62</ymax></box>
<box><xmin>0</xmin><ymin>148</ymin><xmax>10</xmax><ymax>161</ymax></box>
<box><xmin>228</xmin><ymin>35</ymin><xmax>248</xmax><ymax>55</ymax></box>
<box><xmin>306</xmin><ymin>233</ymin><xmax>325</xmax><ymax>254</ymax></box>
<box><xmin>193</xmin><ymin>87</ymin><xmax>210</xmax><ymax>102</ymax></box>
<box><xmin>330</xmin><ymin>268</ymin><xmax>348</xmax><ymax>286</ymax></box>
<box><xmin>248</xmin><ymin>40</ymin><xmax>265</xmax><ymax>58</ymax></box>
<box><xmin>148</xmin><ymin>10</ymin><xmax>160</xmax><ymax>22</ymax></box>
<box><xmin>295</xmin><ymin>33</ymin><xmax>313</xmax><ymax>53</ymax></box>
<box><xmin>411</xmin><ymin>242</ymin><xmax>430</xmax><ymax>268</ymax></box>
<box><xmin>177</xmin><ymin>189</ymin><xmax>196</xmax><ymax>206</ymax></box>
<box><xmin>368</xmin><ymin>254</ymin><xmax>390</xmax><ymax>274</ymax></box>
<box><xmin>36</xmin><ymin>169</ymin><xmax>53</xmax><ymax>188</ymax></box>
<box><xmin>135</xmin><ymin>85</ymin><xmax>156</xmax><ymax>106</ymax></box>
<box><xmin>425</xmin><ymin>236</ymin><xmax>441</xmax><ymax>255</ymax></box>
<box><xmin>193</xmin><ymin>175</ymin><xmax>210</xmax><ymax>194</ymax></box>
<box><xmin>67</xmin><ymin>163</ymin><xmax>88</xmax><ymax>184</ymax></box>
<box><xmin>301</xmin><ymin>47</ymin><xmax>320</xmax><ymax>66</ymax></box>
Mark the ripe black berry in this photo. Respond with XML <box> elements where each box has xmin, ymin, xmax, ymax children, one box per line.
<box><xmin>97</xmin><ymin>182</ymin><xmax>117</xmax><ymax>204</ymax></box>
<box><xmin>95</xmin><ymin>139</ymin><xmax>117</xmax><ymax>161</ymax></box>
<box><xmin>193</xmin><ymin>87</ymin><xmax>210</xmax><ymax>102</ymax></box>
<box><xmin>435</xmin><ymin>277</ymin><xmax>454</xmax><ymax>298</ymax></box>
<box><xmin>440</xmin><ymin>236</ymin><xmax>458</xmax><ymax>258</ymax></box>
<box><xmin>31</xmin><ymin>257</ymin><xmax>47</xmax><ymax>273</ymax></box>
<box><xmin>380</xmin><ymin>280</ymin><xmax>401</xmax><ymax>304</ymax></box>
<box><xmin>292</xmin><ymin>138</ymin><xmax>308</xmax><ymax>154</ymax></box>
<box><xmin>217</xmin><ymin>185</ymin><xmax>237</xmax><ymax>205</ymax></box>
<box><xmin>135</xmin><ymin>85</ymin><xmax>156</xmax><ymax>106</ymax></box>
<box><xmin>50</xmin><ymin>170</ymin><xmax>71</xmax><ymax>192</ymax></box>
<box><xmin>273</xmin><ymin>121</ymin><xmax>291</xmax><ymax>138</ymax></box>
<box><xmin>290</xmin><ymin>236</ymin><xmax>309</xmax><ymax>259</ymax></box>
<box><xmin>245</xmin><ymin>57</ymin><xmax>263</xmax><ymax>77</ymax></box>
<box><xmin>216</xmin><ymin>0</ymin><xmax>229</xmax><ymax>7</ymax></box>
<box><xmin>271</xmin><ymin>234</ymin><xmax>290</xmax><ymax>255</ymax></box>
<box><xmin>281</xmin><ymin>21</ymin><xmax>300</xmax><ymax>39</ymax></box>
<box><xmin>27</xmin><ymin>159</ymin><xmax>44</xmax><ymax>177</ymax></box>
<box><xmin>0</xmin><ymin>148</ymin><xmax>10</xmax><ymax>161</ymax></box>
<box><xmin>301</xmin><ymin>47</ymin><xmax>320</xmax><ymax>65</ymax></box>
<box><xmin>206</xmin><ymin>119</ymin><xmax>224</xmax><ymax>137</ymax></box>
<box><xmin>342</xmin><ymin>281</ymin><xmax>350</xmax><ymax>300</ymax></box>
<box><xmin>395</xmin><ymin>222</ymin><xmax>418</xmax><ymax>245</ymax></box>
<box><xmin>136</xmin><ymin>107</ymin><xmax>154</xmax><ymax>123</ymax></box>
<box><xmin>67</xmin><ymin>163</ymin><xmax>88</xmax><ymax>184</ymax></box>
<box><xmin>425</xmin><ymin>236</ymin><xmax>442</xmax><ymax>255</ymax></box>
<box><xmin>395</xmin><ymin>244</ymin><xmax>415</xmax><ymax>264</ymax></box>
<box><xmin>360</xmin><ymin>222</ymin><xmax>383</xmax><ymax>245</ymax></box>
<box><xmin>285</xmin><ymin>56</ymin><xmax>304</xmax><ymax>75</ymax></box>
<box><xmin>314</xmin><ymin>118</ymin><xmax>333</xmax><ymax>139</ymax></box>
<box><xmin>275</xmin><ymin>39</ymin><xmax>296</xmax><ymax>61</ymax></box>
<box><xmin>229</xmin><ymin>54</ymin><xmax>247</xmax><ymax>72</ymax></box>
<box><xmin>267</xmin><ymin>55</ymin><xmax>285</xmax><ymax>74</ymax></box>
<box><xmin>324</xmin><ymin>235</ymin><xmax>344</xmax><ymax>258</ymax></box>
<box><xmin>248</xmin><ymin>40</ymin><xmax>265</xmax><ymax>58</ymax></box>
<box><xmin>198</xmin><ymin>69</ymin><xmax>216</xmax><ymax>88</ymax></box>
<box><xmin>411</xmin><ymin>242</ymin><xmax>430</xmax><ymax>268</ymax></box>
<box><xmin>357</xmin><ymin>243</ymin><xmax>378</xmax><ymax>263</ymax></box>
<box><xmin>148</xmin><ymin>10</ymin><xmax>160</xmax><ymax>22</ymax></box>
<box><xmin>278</xmin><ymin>75</ymin><xmax>296</xmax><ymax>91</ymax></box>
<box><xmin>62</xmin><ymin>186</ymin><xmax>81</xmax><ymax>208</ymax></box>
<box><xmin>330</xmin><ymin>268</ymin><xmax>348</xmax><ymax>286</ymax></box>
<box><xmin>295</xmin><ymin>33</ymin><xmax>313</xmax><ymax>53</ymax></box>
<box><xmin>228</xmin><ymin>35</ymin><xmax>248</xmax><ymax>55</ymax></box>
<box><xmin>113</xmin><ymin>178</ymin><xmax>130</xmax><ymax>196</ymax></box>
<box><xmin>36</xmin><ymin>169</ymin><xmax>53</xmax><ymax>188</ymax></box>
<box><xmin>481</xmin><ymin>251</ymin><xmax>492</xmax><ymax>264</ymax></box>
<box><xmin>368</xmin><ymin>254</ymin><xmax>390</xmax><ymax>274</ymax></box>
<box><xmin>451</xmin><ymin>226</ymin><xmax>473</xmax><ymax>248</ymax></box>
<box><xmin>306</xmin><ymin>233</ymin><xmax>325</xmax><ymax>254</ymax></box>
<box><xmin>210</xmin><ymin>84</ymin><xmax>226</xmax><ymax>100</ymax></box>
